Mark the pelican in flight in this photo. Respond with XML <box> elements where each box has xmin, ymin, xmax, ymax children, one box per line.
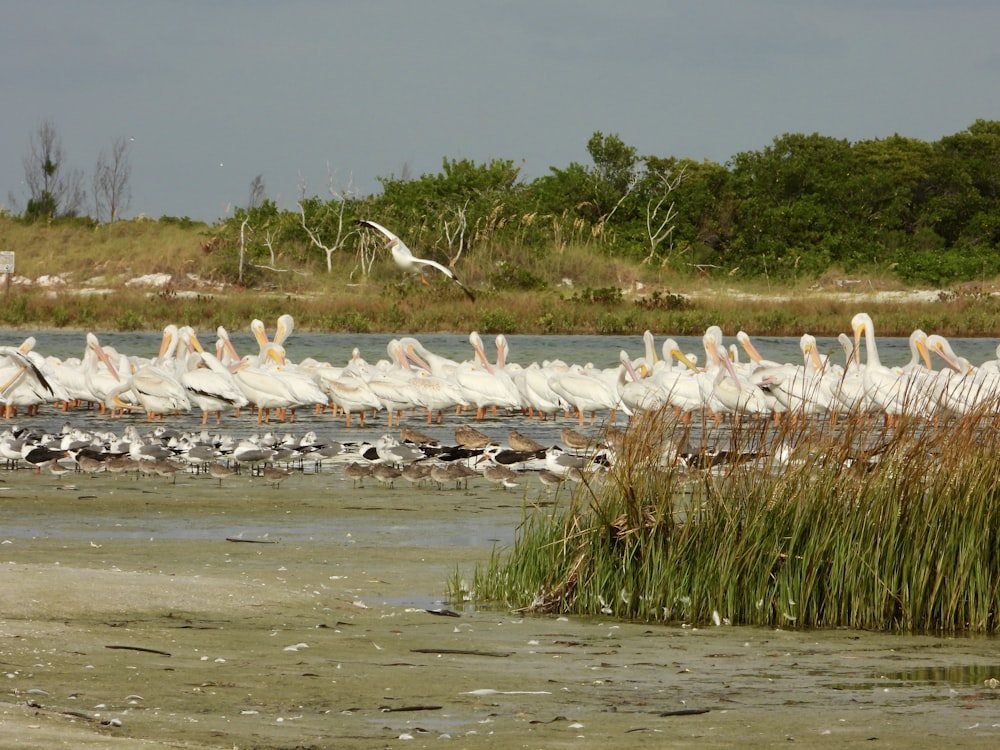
<box><xmin>358</xmin><ymin>219</ymin><xmax>476</xmax><ymax>301</ymax></box>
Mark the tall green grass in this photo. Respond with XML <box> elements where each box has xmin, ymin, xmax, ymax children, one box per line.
<box><xmin>456</xmin><ymin>407</ymin><xmax>1000</xmax><ymax>632</ymax></box>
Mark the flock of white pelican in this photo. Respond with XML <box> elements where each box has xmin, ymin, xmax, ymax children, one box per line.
<box><xmin>2</xmin><ymin>311</ymin><xmax>999</xmax><ymax>487</ymax></box>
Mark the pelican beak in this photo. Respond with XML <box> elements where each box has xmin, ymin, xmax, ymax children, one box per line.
<box><xmin>808</xmin><ymin>343</ymin><xmax>824</xmax><ymax>372</ymax></box>
<box><xmin>916</xmin><ymin>338</ymin><xmax>932</xmax><ymax>370</ymax></box>
<box><xmin>91</xmin><ymin>341</ymin><xmax>121</xmax><ymax>382</ymax></box>
<box><xmin>473</xmin><ymin>339</ymin><xmax>495</xmax><ymax>374</ymax></box>
<box><xmin>720</xmin><ymin>346</ymin><xmax>743</xmax><ymax>391</ymax></box>
<box><xmin>852</xmin><ymin>322</ymin><xmax>865</xmax><ymax>369</ymax></box>
<box><xmin>189</xmin><ymin>332</ymin><xmax>205</xmax><ymax>353</ymax></box>
<box><xmin>671</xmin><ymin>348</ymin><xmax>701</xmax><ymax>373</ymax></box>
<box><xmin>403</xmin><ymin>345</ymin><xmax>432</xmax><ymax>373</ymax></box>
<box><xmin>112</xmin><ymin>392</ymin><xmax>134</xmax><ymax>409</ymax></box>
<box><xmin>158</xmin><ymin>331</ymin><xmax>174</xmax><ymax>360</ymax></box>
<box><xmin>620</xmin><ymin>353</ymin><xmax>642</xmax><ymax>382</ymax></box>
<box><xmin>0</xmin><ymin>367</ymin><xmax>26</xmax><ymax>395</ymax></box>
<box><xmin>742</xmin><ymin>337</ymin><xmax>764</xmax><ymax>365</ymax></box>
<box><xmin>219</xmin><ymin>333</ymin><xmax>241</xmax><ymax>364</ymax></box>
<box><xmin>251</xmin><ymin>320</ymin><xmax>269</xmax><ymax>347</ymax></box>
<box><xmin>930</xmin><ymin>342</ymin><xmax>961</xmax><ymax>373</ymax></box>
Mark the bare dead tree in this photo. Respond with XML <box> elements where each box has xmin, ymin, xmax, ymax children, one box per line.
<box><xmin>93</xmin><ymin>136</ymin><xmax>132</xmax><ymax>223</ymax></box>
<box><xmin>353</xmin><ymin>231</ymin><xmax>379</xmax><ymax>279</ymax></box>
<box><xmin>439</xmin><ymin>198</ymin><xmax>471</xmax><ymax>265</ymax></box>
<box><xmin>17</xmin><ymin>118</ymin><xmax>86</xmax><ymax>219</ymax></box>
<box><xmin>600</xmin><ymin>171</ymin><xmax>640</xmax><ymax>225</ymax></box>
<box><xmin>297</xmin><ymin>167</ymin><xmax>358</xmax><ymax>273</ymax></box>
<box><xmin>247</xmin><ymin>174</ymin><xmax>266</xmax><ymax>210</ymax></box>
<box><xmin>238</xmin><ymin>215</ymin><xmax>251</xmax><ymax>284</ymax></box>
<box><xmin>642</xmin><ymin>166</ymin><xmax>688</xmax><ymax>266</ymax></box>
<box><xmin>260</xmin><ymin>228</ymin><xmax>279</xmax><ymax>266</ymax></box>
<box><xmin>590</xmin><ymin>172</ymin><xmax>640</xmax><ymax>242</ymax></box>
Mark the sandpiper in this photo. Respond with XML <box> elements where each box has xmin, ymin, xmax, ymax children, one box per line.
<box><xmin>455</xmin><ymin>424</ymin><xmax>492</xmax><ymax>449</ymax></box>
<box><xmin>507</xmin><ymin>429</ymin><xmax>545</xmax><ymax>453</ymax></box>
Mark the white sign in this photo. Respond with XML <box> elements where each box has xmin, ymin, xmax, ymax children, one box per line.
<box><xmin>0</xmin><ymin>252</ymin><xmax>13</xmax><ymax>274</ymax></box>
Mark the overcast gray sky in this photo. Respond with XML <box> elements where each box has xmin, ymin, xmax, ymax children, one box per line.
<box><xmin>3</xmin><ymin>1</ymin><xmax>998</xmax><ymax>223</ymax></box>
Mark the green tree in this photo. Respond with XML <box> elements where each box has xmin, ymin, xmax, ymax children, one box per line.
<box><xmin>729</xmin><ymin>133</ymin><xmax>854</xmax><ymax>276</ymax></box>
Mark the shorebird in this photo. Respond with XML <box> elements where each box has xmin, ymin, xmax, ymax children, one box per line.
<box><xmin>401</xmin><ymin>425</ymin><xmax>438</xmax><ymax>446</ymax></box>
<box><xmin>344</xmin><ymin>461</ymin><xmax>373</xmax><ymax>488</ymax></box>
<box><xmin>261</xmin><ymin>466</ymin><xmax>291</xmax><ymax>488</ymax></box>
<box><xmin>455</xmin><ymin>424</ymin><xmax>492</xmax><ymax>449</ymax></box>
<box><xmin>372</xmin><ymin>463</ymin><xmax>402</xmax><ymax>488</ymax></box>
<box><xmin>537</xmin><ymin>469</ymin><xmax>565</xmax><ymax>492</ymax></box>
<box><xmin>208</xmin><ymin>461</ymin><xmax>236</xmax><ymax>487</ymax></box>
<box><xmin>481</xmin><ymin>462</ymin><xmax>519</xmax><ymax>490</ymax></box>
<box><xmin>507</xmin><ymin>429</ymin><xmax>545</xmax><ymax>453</ymax></box>
<box><xmin>401</xmin><ymin>462</ymin><xmax>433</xmax><ymax>486</ymax></box>
<box><xmin>560</xmin><ymin>427</ymin><xmax>596</xmax><ymax>452</ymax></box>
<box><xmin>152</xmin><ymin>458</ymin><xmax>186</xmax><ymax>483</ymax></box>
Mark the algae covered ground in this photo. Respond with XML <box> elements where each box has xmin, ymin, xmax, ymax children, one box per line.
<box><xmin>2</xmin><ymin>470</ymin><xmax>999</xmax><ymax>749</ymax></box>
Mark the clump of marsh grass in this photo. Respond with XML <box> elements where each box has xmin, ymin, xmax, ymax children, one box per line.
<box><xmin>457</xmin><ymin>404</ymin><xmax>1000</xmax><ymax>632</ymax></box>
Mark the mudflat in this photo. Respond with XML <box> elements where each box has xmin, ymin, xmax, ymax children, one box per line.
<box><xmin>2</xmin><ymin>470</ymin><xmax>999</xmax><ymax>749</ymax></box>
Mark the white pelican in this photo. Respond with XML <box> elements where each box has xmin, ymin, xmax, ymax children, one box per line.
<box><xmin>273</xmin><ymin>314</ymin><xmax>295</xmax><ymax>346</ymax></box>
<box><xmin>358</xmin><ymin>219</ymin><xmax>476</xmax><ymax>301</ymax></box>
<box><xmin>736</xmin><ymin>330</ymin><xmax>783</xmax><ymax>369</ymax></box>
<box><xmin>645</xmin><ymin>339</ymin><xmax>703</xmax><ymax>420</ymax></box>
<box><xmin>0</xmin><ymin>344</ymin><xmax>60</xmax><ymax>418</ymax></box>
<box><xmin>618</xmin><ymin>350</ymin><xmax>670</xmax><ymax>414</ymax></box>
<box><xmin>758</xmin><ymin>334</ymin><xmax>831</xmax><ymax>418</ymax></box>
<box><xmin>101</xmin><ymin>353</ymin><xmax>190</xmax><ymax>420</ymax></box>
<box><xmin>408</xmin><ymin>370</ymin><xmax>469</xmax><ymax>424</ymax></box>
<box><xmin>398</xmin><ymin>337</ymin><xmax>459</xmax><ymax>379</ymax></box>
<box><xmin>456</xmin><ymin>332</ymin><xmax>522</xmax><ymax>419</ymax></box>
<box><xmin>709</xmin><ymin>341</ymin><xmax>771</xmax><ymax>418</ymax></box>
<box><xmin>851</xmin><ymin>313</ymin><xmax>932</xmax><ymax>423</ymax></box>
<box><xmin>180</xmin><ymin>351</ymin><xmax>249</xmax><ymax>425</ymax></box>
<box><xmin>512</xmin><ymin>361</ymin><xmax>568</xmax><ymax>420</ymax></box>
<box><xmin>48</xmin><ymin>333</ymin><xmax>121</xmax><ymax>411</ymax></box>
<box><xmin>324</xmin><ymin>370</ymin><xmax>382</xmax><ymax>427</ymax></box>
<box><xmin>256</xmin><ymin>342</ymin><xmax>329</xmax><ymax>418</ymax></box>
<box><xmin>548</xmin><ymin>362</ymin><xmax>628</xmax><ymax>427</ymax></box>
<box><xmin>928</xmin><ymin>334</ymin><xmax>997</xmax><ymax>415</ymax></box>
<box><xmin>364</xmin><ymin>340</ymin><xmax>423</xmax><ymax>426</ymax></box>
<box><xmin>232</xmin><ymin>349</ymin><xmax>299</xmax><ymax>424</ymax></box>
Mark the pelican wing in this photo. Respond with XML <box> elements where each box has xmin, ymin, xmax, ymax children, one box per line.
<box><xmin>359</xmin><ymin>219</ymin><xmax>476</xmax><ymax>301</ymax></box>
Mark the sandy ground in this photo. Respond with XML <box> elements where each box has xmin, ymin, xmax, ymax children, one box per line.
<box><xmin>2</xmin><ymin>470</ymin><xmax>1000</xmax><ymax>749</ymax></box>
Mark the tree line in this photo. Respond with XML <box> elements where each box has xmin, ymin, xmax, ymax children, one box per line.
<box><xmin>11</xmin><ymin>118</ymin><xmax>1000</xmax><ymax>287</ymax></box>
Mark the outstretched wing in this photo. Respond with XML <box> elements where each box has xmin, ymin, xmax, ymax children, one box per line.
<box><xmin>409</xmin><ymin>257</ymin><xmax>477</xmax><ymax>302</ymax></box>
<box><xmin>358</xmin><ymin>219</ymin><xmax>476</xmax><ymax>301</ymax></box>
<box><xmin>357</xmin><ymin>219</ymin><xmax>399</xmax><ymax>245</ymax></box>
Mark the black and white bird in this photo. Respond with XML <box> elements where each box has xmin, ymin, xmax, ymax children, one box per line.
<box><xmin>358</xmin><ymin>219</ymin><xmax>476</xmax><ymax>301</ymax></box>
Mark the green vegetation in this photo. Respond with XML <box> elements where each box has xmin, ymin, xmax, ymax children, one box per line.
<box><xmin>5</xmin><ymin>121</ymin><xmax>1000</xmax><ymax>334</ymax></box>
<box><xmin>455</xmin><ymin>407</ymin><xmax>1000</xmax><ymax>633</ymax></box>
<box><xmin>207</xmin><ymin>122</ymin><xmax>1000</xmax><ymax>288</ymax></box>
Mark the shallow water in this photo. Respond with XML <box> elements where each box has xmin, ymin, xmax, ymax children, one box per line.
<box><xmin>6</xmin><ymin>329</ymin><xmax>1000</xmax><ymax>448</ymax></box>
<box><xmin>3</xmin><ymin>331</ymin><xmax>1000</xmax><ymax>746</ymax></box>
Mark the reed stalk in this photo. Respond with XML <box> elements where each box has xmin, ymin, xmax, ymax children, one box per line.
<box><xmin>457</xmin><ymin>402</ymin><xmax>1000</xmax><ymax>632</ymax></box>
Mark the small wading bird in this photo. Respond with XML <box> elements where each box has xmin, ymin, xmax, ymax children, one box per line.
<box><xmin>358</xmin><ymin>219</ymin><xmax>476</xmax><ymax>301</ymax></box>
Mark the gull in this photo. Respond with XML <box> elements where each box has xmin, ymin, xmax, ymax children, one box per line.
<box><xmin>358</xmin><ymin>219</ymin><xmax>476</xmax><ymax>301</ymax></box>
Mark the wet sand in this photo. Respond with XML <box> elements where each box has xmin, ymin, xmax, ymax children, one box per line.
<box><xmin>2</xmin><ymin>469</ymin><xmax>999</xmax><ymax>749</ymax></box>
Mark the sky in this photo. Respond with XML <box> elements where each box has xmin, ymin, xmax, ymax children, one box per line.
<box><xmin>3</xmin><ymin>1</ymin><xmax>999</xmax><ymax>223</ymax></box>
